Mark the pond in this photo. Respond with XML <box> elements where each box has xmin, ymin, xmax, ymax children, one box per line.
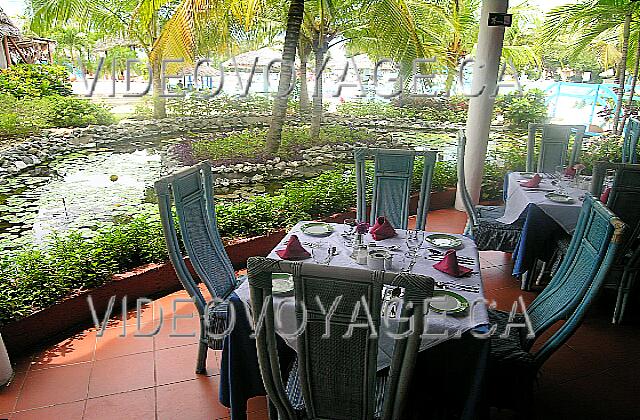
<box><xmin>0</xmin><ymin>126</ymin><xmax>513</xmax><ymax>251</ymax></box>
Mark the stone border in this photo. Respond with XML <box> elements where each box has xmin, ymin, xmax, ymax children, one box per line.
<box><xmin>0</xmin><ymin>112</ymin><xmax>466</xmax><ymax>181</ymax></box>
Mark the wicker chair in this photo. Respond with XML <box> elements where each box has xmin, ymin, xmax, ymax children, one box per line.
<box><xmin>622</xmin><ymin>117</ymin><xmax>640</xmax><ymax>164</ymax></box>
<box><xmin>526</xmin><ymin>123</ymin><xmax>586</xmax><ymax>173</ymax></box>
<box><xmin>457</xmin><ymin>130</ymin><xmax>523</xmax><ymax>252</ymax></box>
<box><xmin>487</xmin><ymin>194</ymin><xmax>625</xmax><ymax>413</ymax></box>
<box><xmin>355</xmin><ymin>147</ymin><xmax>437</xmax><ymax>230</ymax></box>
<box><xmin>589</xmin><ymin>161</ymin><xmax>640</xmax><ymax>323</ymax></box>
<box><xmin>247</xmin><ymin>257</ymin><xmax>434</xmax><ymax>420</ymax></box>
<box><xmin>155</xmin><ymin>162</ymin><xmax>244</xmax><ymax>374</ymax></box>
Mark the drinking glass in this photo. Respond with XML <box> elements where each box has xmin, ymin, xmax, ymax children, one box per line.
<box><xmin>343</xmin><ymin>218</ymin><xmax>357</xmax><ymax>234</ymax></box>
<box><xmin>554</xmin><ymin>165</ymin><xmax>568</xmax><ymax>194</ymax></box>
<box><xmin>312</xmin><ymin>242</ymin><xmax>333</xmax><ymax>265</ymax></box>
<box><xmin>405</xmin><ymin>230</ymin><xmax>425</xmax><ymax>257</ymax></box>
<box><xmin>400</xmin><ymin>252</ymin><xmax>416</xmax><ymax>273</ymax></box>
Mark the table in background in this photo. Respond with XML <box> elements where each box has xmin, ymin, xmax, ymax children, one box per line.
<box><xmin>499</xmin><ymin>172</ymin><xmax>586</xmax><ymax>277</ymax></box>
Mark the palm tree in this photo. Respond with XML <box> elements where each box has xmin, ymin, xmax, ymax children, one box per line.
<box><xmin>264</xmin><ymin>0</ymin><xmax>305</xmax><ymax>152</ymax></box>
<box><xmin>545</xmin><ymin>0</ymin><xmax>640</xmax><ymax>133</ymax></box>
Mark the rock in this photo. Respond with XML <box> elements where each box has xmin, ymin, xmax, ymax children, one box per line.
<box><xmin>251</xmin><ymin>174</ymin><xmax>264</xmax><ymax>182</ymax></box>
<box><xmin>21</xmin><ymin>156</ymin><xmax>34</xmax><ymax>165</ymax></box>
<box><xmin>69</xmin><ymin>135</ymin><xmax>94</xmax><ymax>145</ymax></box>
<box><xmin>11</xmin><ymin>161</ymin><xmax>27</xmax><ymax>171</ymax></box>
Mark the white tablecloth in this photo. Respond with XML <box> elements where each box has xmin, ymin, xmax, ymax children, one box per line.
<box><xmin>497</xmin><ymin>172</ymin><xmax>585</xmax><ymax>233</ymax></box>
<box><xmin>234</xmin><ymin>221</ymin><xmax>489</xmax><ymax>370</ymax></box>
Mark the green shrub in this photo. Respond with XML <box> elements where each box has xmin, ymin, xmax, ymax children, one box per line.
<box><xmin>0</xmin><ymin>213</ymin><xmax>167</xmax><ymax>325</ymax></box>
<box><xmin>581</xmin><ymin>133</ymin><xmax>623</xmax><ymax>173</ymax></box>
<box><xmin>164</xmin><ymin>94</ymin><xmax>296</xmax><ymax>118</ymax></box>
<box><xmin>412</xmin><ymin>159</ymin><xmax>457</xmax><ymax>192</ymax></box>
<box><xmin>337</xmin><ymin>101</ymin><xmax>406</xmax><ymax>118</ymax></box>
<box><xmin>495</xmin><ymin>89</ymin><xmax>548</xmax><ymax>130</ymax></box>
<box><xmin>190</xmin><ymin>125</ymin><xmax>371</xmax><ymax>163</ymax></box>
<box><xmin>337</xmin><ymin>97</ymin><xmax>468</xmax><ymax>123</ymax></box>
<box><xmin>0</xmin><ymin>94</ymin><xmax>49</xmax><ymax>136</ymax></box>
<box><xmin>0</xmin><ymin>64</ymin><xmax>72</xmax><ymax>98</ymax></box>
<box><xmin>0</xmin><ymin>94</ymin><xmax>114</xmax><ymax>136</ymax></box>
<box><xmin>42</xmin><ymin>96</ymin><xmax>114</xmax><ymax>128</ymax></box>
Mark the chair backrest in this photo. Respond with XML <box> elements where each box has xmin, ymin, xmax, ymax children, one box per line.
<box><xmin>355</xmin><ymin>147</ymin><xmax>437</xmax><ymax>230</ymax></box>
<box><xmin>524</xmin><ymin>194</ymin><xmax>625</xmax><ymax>366</ymax></box>
<box><xmin>622</xmin><ymin>117</ymin><xmax>640</xmax><ymax>164</ymax></box>
<box><xmin>526</xmin><ymin>123</ymin><xmax>586</xmax><ymax>173</ymax></box>
<box><xmin>155</xmin><ymin>162</ymin><xmax>237</xmax><ymax>315</ymax></box>
<box><xmin>456</xmin><ymin>130</ymin><xmax>479</xmax><ymax>228</ymax></box>
<box><xmin>590</xmin><ymin>161</ymin><xmax>640</xmax><ymax>259</ymax></box>
<box><xmin>247</xmin><ymin>257</ymin><xmax>434</xmax><ymax>420</ymax></box>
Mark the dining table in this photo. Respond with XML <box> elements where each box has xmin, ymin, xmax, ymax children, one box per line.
<box><xmin>498</xmin><ymin>172</ymin><xmax>588</xmax><ymax>279</ymax></box>
<box><xmin>219</xmin><ymin>221</ymin><xmax>491</xmax><ymax>420</ymax></box>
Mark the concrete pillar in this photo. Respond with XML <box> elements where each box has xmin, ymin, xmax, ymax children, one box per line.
<box><xmin>0</xmin><ymin>334</ymin><xmax>12</xmax><ymax>386</ymax></box>
<box><xmin>456</xmin><ymin>0</ymin><xmax>509</xmax><ymax>209</ymax></box>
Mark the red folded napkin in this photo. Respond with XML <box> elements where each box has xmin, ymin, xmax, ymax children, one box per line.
<box><xmin>521</xmin><ymin>173</ymin><xmax>542</xmax><ymax>188</ymax></box>
<box><xmin>276</xmin><ymin>235</ymin><xmax>310</xmax><ymax>260</ymax></box>
<box><xmin>600</xmin><ymin>187</ymin><xmax>611</xmax><ymax>204</ymax></box>
<box><xmin>433</xmin><ymin>249</ymin><xmax>473</xmax><ymax>278</ymax></box>
<box><xmin>369</xmin><ymin>216</ymin><xmax>397</xmax><ymax>240</ymax></box>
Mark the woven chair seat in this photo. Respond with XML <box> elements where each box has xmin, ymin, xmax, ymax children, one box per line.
<box><xmin>488</xmin><ymin>309</ymin><xmax>534</xmax><ymax>367</ymax></box>
<box><xmin>476</xmin><ymin>205</ymin><xmax>506</xmax><ymax>219</ymax></box>
<box><xmin>206</xmin><ymin>301</ymin><xmax>228</xmax><ymax>350</ymax></box>
<box><xmin>206</xmin><ymin>275</ymin><xmax>246</xmax><ymax>350</ymax></box>
<box><xmin>285</xmin><ymin>358</ymin><xmax>387</xmax><ymax>419</ymax></box>
<box><xmin>474</xmin><ymin>216</ymin><xmax>524</xmax><ymax>253</ymax></box>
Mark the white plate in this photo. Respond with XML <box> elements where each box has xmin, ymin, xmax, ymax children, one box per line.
<box><xmin>429</xmin><ymin>291</ymin><xmax>469</xmax><ymax>313</ymax></box>
<box><xmin>300</xmin><ymin>222</ymin><xmax>334</xmax><ymax>237</ymax></box>
<box><xmin>272</xmin><ymin>273</ymin><xmax>294</xmax><ymax>295</ymax></box>
<box><xmin>425</xmin><ymin>234</ymin><xmax>463</xmax><ymax>249</ymax></box>
<box><xmin>545</xmin><ymin>192</ymin><xmax>575</xmax><ymax>204</ymax></box>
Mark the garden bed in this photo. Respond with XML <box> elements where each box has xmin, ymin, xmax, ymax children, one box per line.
<box><xmin>0</xmin><ymin>189</ymin><xmax>455</xmax><ymax>357</ymax></box>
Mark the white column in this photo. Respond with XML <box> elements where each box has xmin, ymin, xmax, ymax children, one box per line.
<box><xmin>0</xmin><ymin>334</ymin><xmax>13</xmax><ymax>386</ymax></box>
<box><xmin>456</xmin><ymin>0</ymin><xmax>509</xmax><ymax>209</ymax></box>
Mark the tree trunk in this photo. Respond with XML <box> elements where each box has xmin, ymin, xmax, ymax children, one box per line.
<box><xmin>310</xmin><ymin>43</ymin><xmax>325</xmax><ymax>141</ymax></box>
<box><xmin>613</xmin><ymin>10</ymin><xmax>632</xmax><ymax>134</ymax></box>
<box><xmin>444</xmin><ymin>64</ymin><xmax>456</xmax><ymax>94</ymax></box>
<box><xmin>151</xmin><ymin>55</ymin><xmax>166</xmax><ymax>119</ymax></box>
<box><xmin>620</xmin><ymin>36</ymin><xmax>640</xmax><ymax>133</ymax></box>
<box><xmin>298</xmin><ymin>48</ymin><xmax>311</xmax><ymax>114</ymax></box>
<box><xmin>265</xmin><ymin>0</ymin><xmax>305</xmax><ymax>154</ymax></box>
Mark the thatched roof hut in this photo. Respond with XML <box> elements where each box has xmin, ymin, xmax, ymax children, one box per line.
<box><xmin>0</xmin><ymin>6</ymin><xmax>54</xmax><ymax>68</ymax></box>
<box><xmin>0</xmin><ymin>7</ymin><xmax>21</xmax><ymax>39</ymax></box>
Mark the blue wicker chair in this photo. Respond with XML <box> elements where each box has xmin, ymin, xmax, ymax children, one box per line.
<box><xmin>355</xmin><ymin>147</ymin><xmax>437</xmax><ymax>230</ymax></box>
<box><xmin>155</xmin><ymin>162</ymin><xmax>244</xmax><ymax>374</ymax></box>
<box><xmin>457</xmin><ymin>130</ymin><xmax>524</xmax><ymax>252</ymax></box>
<box><xmin>486</xmin><ymin>194</ymin><xmax>625</xmax><ymax>412</ymax></box>
<box><xmin>589</xmin><ymin>161</ymin><xmax>640</xmax><ymax>323</ymax></box>
<box><xmin>247</xmin><ymin>257</ymin><xmax>434</xmax><ymax>420</ymax></box>
<box><xmin>622</xmin><ymin>117</ymin><xmax>640</xmax><ymax>164</ymax></box>
<box><xmin>526</xmin><ymin>123</ymin><xmax>586</xmax><ymax>173</ymax></box>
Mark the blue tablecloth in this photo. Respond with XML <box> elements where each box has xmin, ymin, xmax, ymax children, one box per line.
<box><xmin>511</xmin><ymin>203</ymin><xmax>567</xmax><ymax>276</ymax></box>
<box><xmin>219</xmin><ymin>292</ymin><xmax>490</xmax><ymax>420</ymax></box>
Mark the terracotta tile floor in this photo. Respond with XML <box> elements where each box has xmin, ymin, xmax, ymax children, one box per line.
<box><xmin>1</xmin><ymin>208</ymin><xmax>639</xmax><ymax>419</ymax></box>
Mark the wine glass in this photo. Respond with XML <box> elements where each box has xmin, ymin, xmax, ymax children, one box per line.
<box><xmin>554</xmin><ymin>165</ymin><xmax>567</xmax><ymax>194</ymax></box>
<box><xmin>312</xmin><ymin>242</ymin><xmax>333</xmax><ymax>265</ymax></box>
<box><xmin>343</xmin><ymin>218</ymin><xmax>357</xmax><ymax>234</ymax></box>
<box><xmin>405</xmin><ymin>230</ymin><xmax>425</xmax><ymax>257</ymax></box>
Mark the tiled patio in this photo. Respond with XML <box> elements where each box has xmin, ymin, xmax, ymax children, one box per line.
<box><xmin>1</xmin><ymin>209</ymin><xmax>639</xmax><ymax>419</ymax></box>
